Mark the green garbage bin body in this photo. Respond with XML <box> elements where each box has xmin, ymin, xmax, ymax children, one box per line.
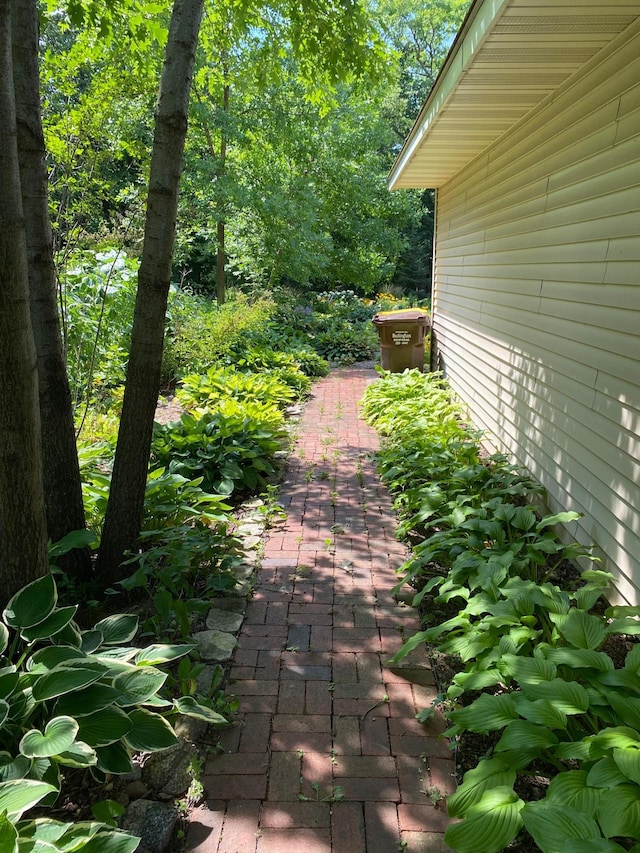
<box><xmin>372</xmin><ymin>308</ymin><xmax>430</xmax><ymax>373</ymax></box>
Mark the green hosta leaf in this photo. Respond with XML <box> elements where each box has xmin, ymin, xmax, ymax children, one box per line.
<box><xmin>495</xmin><ymin>720</ymin><xmax>558</xmax><ymax>752</ymax></box>
<box><xmin>625</xmin><ymin>643</ymin><xmax>640</xmax><ymax>672</ymax></box>
<box><xmin>49</xmin><ymin>528</ymin><xmax>97</xmax><ymax>559</ymax></box>
<box><xmin>588</xmin><ymin>757</ymin><xmax>628</xmax><ymax>788</ymax></box>
<box><xmin>55</xmin><ymin>740</ymin><xmax>97</xmax><ymax>768</ymax></box>
<box><xmin>590</xmin><ymin>727</ymin><xmax>640</xmax><ymax>758</ymax></box>
<box><xmin>134</xmin><ymin>644</ymin><xmax>195</xmax><ymax>666</ymax></box>
<box><xmin>513</xmin><ymin>697</ymin><xmax>567</xmax><ymax>730</ymax></box>
<box><xmin>606</xmin><ymin>617</ymin><xmax>640</xmax><ymax>636</ymax></box>
<box><xmin>55</xmin><ymin>684</ymin><xmax>121</xmax><ymax>717</ymax></box>
<box><xmin>124</xmin><ymin>709</ymin><xmax>176</xmax><ymax>751</ymax></box>
<box><xmin>0</xmin><ymin>812</ymin><xmax>16</xmax><ymax>852</ymax></box>
<box><xmin>555</xmin><ymin>739</ymin><xmax>593</xmax><ymax>761</ymax></box>
<box><xmin>536</xmin><ymin>511</ymin><xmax>581</xmax><ymax>531</ymax></box>
<box><xmin>605</xmin><ymin>604</ymin><xmax>640</xmax><ymax>619</ymax></box>
<box><xmin>608</xmin><ymin>694</ymin><xmax>640</xmax><ymax>730</ymax></box>
<box><xmin>77</xmin><ymin>707</ymin><xmax>133</xmax><ymax>748</ymax></box>
<box><xmin>93</xmin><ymin>614</ymin><xmax>138</xmax><ymax>645</ymax></box>
<box><xmin>543</xmin><ymin>647</ymin><xmax>613</xmax><ymax>672</ymax></box>
<box><xmin>0</xmin><ymin>779</ymin><xmax>57</xmax><ymax>820</ymax></box>
<box><xmin>564</xmin><ymin>841</ymin><xmax>631</xmax><ymax>853</ymax></box>
<box><xmin>95</xmin><ymin>741</ymin><xmax>133</xmax><ymax>775</ymax></box>
<box><xmin>92</xmin><ymin>798</ymin><xmax>125</xmax><ymax>827</ymax></box>
<box><xmin>595</xmin><ymin>669</ymin><xmax>640</xmax><ymax>694</ymax></box>
<box><xmin>551</xmin><ymin>610</ymin><xmax>606</xmax><ymax>649</ymax></box>
<box><xmin>448</xmin><ymin>693</ymin><xmax>519</xmax><ymax>733</ymax></box>
<box><xmin>613</xmin><ymin>746</ymin><xmax>640</xmax><ymax>785</ymax></box>
<box><xmin>31</xmin><ymin>664</ymin><xmax>106</xmax><ymax>701</ymax></box>
<box><xmin>21</xmin><ymin>606</ymin><xmax>78</xmax><ymax>643</ymax></box>
<box><xmin>522</xmin><ymin>678</ymin><xmax>590</xmax><ymax>715</ymax></box>
<box><xmin>546</xmin><ymin>770</ymin><xmax>600</xmax><ymax>812</ymax></box>
<box><xmin>512</xmin><ymin>507</ymin><xmax>537</xmax><ymax>531</ymax></box>
<box><xmin>598</xmin><ymin>784</ymin><xmax>640</xmax><ymax>837</ymax></box>
<box><xmin>3</xmin><ymin>575</ymin><xmax>56</xmax><ymax>630</ymax></box>
<box><xmin>20</xmin><ymin>716</ymin><xmax>78</xmax><ymax>758</ymax></box>
<box><xmin>78</xmin><ymin>830</ymin><xmax>141</xmax><ymax>853</ymax></box>
<box><xmin>114</xmin><ymin>667</ymin><xmax>167</xmax><ymax>706</ymax></box>
<box><xmin>444</xmin><ymin>786</ymin><xmax>524</xmax><ymax>853</ymax></box>
<box><xmin>173</xmin><ymin>696</ymin><xmax>228</xmax><ymax>724</ymax></box>
<box><xmin>448</xmin><ymin>669</ymin><xmax>505</xmax><ymax>697</ymax></box>
<box><xmin>522</xmin><ymin>800</ymin><xmax>601</xmax><ymax>851</ymax></box>
<box><xmin>499</xmin><ymin>653</ymin><xmax>556</xmax><ymax>685</ymax></box>
<box><xmin>447</xmin><ymin>757</ymin><xmax>516</xmax><ymax>818</ymax></box>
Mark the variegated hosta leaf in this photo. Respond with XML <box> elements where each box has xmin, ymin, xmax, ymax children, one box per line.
<box><xmin>124</xmin><ymin>709</ymin><xmax>176</xmax><ymax>752</ymax></box>
<box><xmin>0</xmin><ymin>779</ymin><xmax>58</xmax><ymax>820</ymax></box>
<box><xmin>444</xmin><ymin>786</ymin><xmax>524</xmax><ymax>853</ymax></box>
<box><xmin>77</xmin><ymin>707</ymin><xmax>133</xmax><ymax>748</ymax></box>
<box><xmin>522</xmin><ymin>800</ymin><xmax>601</xmax><ymax>851</ymax></box>
<box><xmin>133</xmin><ymin>644</ymin><xmax>195</xmax><ymax>667</ymax></box>
<box><xmin>55</xmin><ymin>740</ymin><xmax>98</xmax><ymax>768</ymax></box>
<box><xmin>31</xmin><ymin>664</ymin><xmax>107</xmax><ymax>701</ymax></box>
<box><xmin>95</xmin><ymin>741</ymin><xmax>133</xmax><ymax>775</ymax></box>
<box><xmin>113</xmin><ymin>667</ymin><xmax>167</xmax><ymax>706</ymax></box>
<box><xmin>0</xmin><ymin>811</ymin><xmax>16</xmax><ymax>852</ymax></box>
<box><xmin>93</xmin><ymin>614</ymin><xmax>139</xmax><ymax>646</ymax></box>
<box><xmin>447</xmin><ymin>757</ymin><xmax>516</xmax><ymax>818</ymax></box>
<box><xmin>20</xmin><ymin>716</ymin><xmax>78</xmax><ymax>758</ymax></box>
<box><xmin>55</xmin><ymin>684</ymin><xmax>122</xmax><ymax>717</ymax></box>
<box><xmin>0</xmin><ymin>624</ymin><xmax>9</xmax><ymax>656</ymax></box>
<box><xmin>3</xmin><ymin>575</ymin><xmax>57</xmax><ymax>630</ymax></box>
<box><xmin>21</xmin><ymin>606</ymin><xmax>77</xmax><ymax>643</ymax></box>
<box><xmin>27</xmin><ymin>645</ymin><xmax>87</xmax><ymax>673</ymax></box>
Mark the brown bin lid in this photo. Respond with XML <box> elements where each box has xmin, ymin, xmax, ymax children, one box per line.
<box><xmin>372</xmin><ymin>308</ymin><xmax>429</xmax><ymax>325</ymax></box>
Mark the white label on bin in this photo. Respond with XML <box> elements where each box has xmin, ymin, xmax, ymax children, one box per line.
<box><xmin>392</xmin><ymin>330</ymin><xmax>412</xmax><ymax>345</ymax></box>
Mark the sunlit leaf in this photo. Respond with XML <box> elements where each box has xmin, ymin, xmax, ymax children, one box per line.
<box><xmin>444</xmin><ymin>786</ymin><xmax>524</xmax><ymax>853</ymax></box>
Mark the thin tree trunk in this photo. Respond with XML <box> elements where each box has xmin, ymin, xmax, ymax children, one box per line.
<box><xmin>11</xmin><ymin>0</ymin><xmax>90</xmax><ymax>579</ymax></box>
<box><xmin>215</xmin><ymin>80</ymin><xmax>230</xmax><ymax>305</ymax></box>
<box><xmin>0</xmin><ymin>0</ymin><xmax>49</xmax><ymax>604</ymax></box>
<box><xmin>97</xmin><ymin>0</ymin><xmax>204</xmax><ymax>583</ymax></box>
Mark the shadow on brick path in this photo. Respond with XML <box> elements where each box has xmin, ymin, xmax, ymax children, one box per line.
<box><xmin>187</xmin><ymin>365</ymin><xmax>455</xmax><ymax>852</ymax></box>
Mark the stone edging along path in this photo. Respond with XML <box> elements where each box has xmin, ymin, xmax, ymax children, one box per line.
<box><xmin>185</xmin><ymin>364</ymin><xmax>455</xmax><ymax>853</ymax></box>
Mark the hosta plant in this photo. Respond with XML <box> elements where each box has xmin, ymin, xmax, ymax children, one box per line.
<box><xmin>0</xmin><ymin>574</ymin><xmax>229</xmax><ymax>842</ymax></box>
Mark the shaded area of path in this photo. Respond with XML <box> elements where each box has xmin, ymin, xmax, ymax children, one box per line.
<box><xmin>187</xmin><ymin>365</ymin><xmax>455</xmax><ymax>852</ymax></box>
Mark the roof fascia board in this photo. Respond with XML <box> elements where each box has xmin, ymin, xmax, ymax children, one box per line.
<box><xmin>388</xmin><ymin>0</ymin><xmax>510</xmax><ymax>190</ymax></box>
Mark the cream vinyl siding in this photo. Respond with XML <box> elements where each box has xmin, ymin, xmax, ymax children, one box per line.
<box><xmin>433</xmin><ymin>23</ymin><xmax>640</xmax><ymax>603</ymax></box>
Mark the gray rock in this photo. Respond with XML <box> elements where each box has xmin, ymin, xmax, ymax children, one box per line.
<box><xmin>174</xmin><ymin>714</ymin><xmax>208</xmax><ymax>743</ymax></box>
<box><xmin>209</xmin><ymin>597</ymin><xmax>246</xmax><ymax>613</ymax></box>
<box><xmin>192</xmin><ymin>628</ymin><xmax>236</xmax><ymax>661</ymax></box>
<box><xmin>122</xmin><ymin>799</ymin><xmax>178</xmax><ymax>853</ymax></box>
<box><xmin>205</xmin><ymin>607</ymin><xmax>244</xmax><ymax>633</ymax></box>
<box><xmin>142</xmin><ymin>740</ymin><xmax>201</xmax><ymax>797</ymax></box>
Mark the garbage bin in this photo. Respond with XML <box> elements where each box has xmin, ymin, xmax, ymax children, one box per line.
<box><xmin>372</xmin><ymin>308</ymin><xmax>430</xmax><ymax>373</ymax></box>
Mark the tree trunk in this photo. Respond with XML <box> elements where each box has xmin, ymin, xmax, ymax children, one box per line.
<box><xmin>97</xmin><ymin>0</ymin><xmax>205</xmax><ymax>583</ymax></box>
<box><xmin>215</xmin><ymin>81</ymin><xmax>230</xmax><ymax>305</ymax></box>
<box><xmin>11</xmin><ymin>0</ymin><xmax>90</xmax><ymax>579</ymax></box>
<box><xmin>0</xmin><ymin>0</ymin><xmax>49</xmax><ymax>604</ymax></box>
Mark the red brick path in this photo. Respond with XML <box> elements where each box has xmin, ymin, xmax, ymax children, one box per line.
<box><xmin>187</xmin><ymin>366</ymin><xmax>455</xmax><ymax>852</ymax></box>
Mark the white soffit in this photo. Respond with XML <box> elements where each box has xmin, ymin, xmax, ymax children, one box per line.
<box><xmin>389</xmin><ymin>0</ymin><xmax>640</xmax><ymax>189</ymax></box>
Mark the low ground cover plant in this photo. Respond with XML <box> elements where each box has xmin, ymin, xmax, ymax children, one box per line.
<box><xmin>361</xmin><ymin>370</ymin><xmax>640</xmax><ymax>853</ymax></box>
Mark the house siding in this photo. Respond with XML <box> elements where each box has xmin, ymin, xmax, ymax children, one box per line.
<box><xmin>432</xmin><ymin>21</ymin><xmax>640</xmax><ymax>603</ymax></box>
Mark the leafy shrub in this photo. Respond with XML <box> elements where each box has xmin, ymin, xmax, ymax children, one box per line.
<box><xmin>151</xmin><ymin>403</ymin><xmax>287</xmax><ymax>500</ymax></box>
<box><xmin>312</xmin><ymin>317</ymin><xmax>377</xmax><ymax>365</ymax></box>
<box><xmin>176</xmin><ymin>366</ymin><xmax>298</xmax><ymax>413</ymax></box>
<box><xmin>0</xmin><ymin>574</ymin><xmax>228</xmax><ymax>849</ymax></box>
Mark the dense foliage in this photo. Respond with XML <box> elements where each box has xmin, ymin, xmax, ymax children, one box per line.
<box><xmin>362</xmin><ymin>371</ymin><xmax>640</xmax><ymax>853</ymax></box>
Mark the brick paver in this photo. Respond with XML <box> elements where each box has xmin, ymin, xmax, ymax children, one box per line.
<box><xmin>189</xmin><ymin>365</ymin><xmax>454</xmax><ymax>851</ymax></box>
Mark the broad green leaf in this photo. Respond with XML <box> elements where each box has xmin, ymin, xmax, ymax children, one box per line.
<box><xmin>587</xmin><ymin>757</ymin><xmax>628</xmax><ymax>788</ymax></box>
<box><xmin>495</xmin><ymin>720</ymin><xmax>558</xmax><ymax>752</ymax></box>
<box><xmin>447</xmin><ymin>757</ymin><xmax>516</xmax><ymax>818</ymax></box>
<box><xmin>448</xmin><ymin>669</ymin><xmax>505</xmax><ymax>696</ymax></box>
<box><xmin>21</xmin><ymin>606</ymin><xmax>78</xmax><ymax>643</ymax></box>
<box><xmin>77</xmin><ymin>707</ymin><xmax>133</xmax><ymax>747</ymax></box>
<box><xmin>124</xmin><ymin>709</ymin><xmax>176</xmax><ymax>751</ymax></box>
<box><xmin>114</xmin><ymin>667</ymin><xmax>167</xmax><ymax>706</ymax></box>
<box><xmin>31</xmin><ymin>664</ymin><xmax>106</xmax><ymax>701</ymax></box>
<box><xmin>613</xmin><ymin>746</ymin><xmax>640</xmax><ymax>785</ymax></box>
<box><xmin>564</xmin><ymin>841</ymin><xmax>630</xmax><ymax>853</ymax></box>
<box><xmin>555</xmin><ymin>739</ymin><xmax>593</xmax><ymax>761</ymax></box>
<box><xmin>27</xmin><ymin>646</ymin><xmax>87</xmax><ymax>672</ymax></box>
<box><xmin>590</xmin><ymin>727</ymin><xmax>640</xmax><ymax>758</ymax></box>
<box><xmin>522</xmin><ymin>678</ymin><xmax>590</xmax><ymax>714</ymax></box>
<box><xmin>0</xmin><ymin>779</ymin><xmax>57</xmax><ymax>820</ymax></box>
<box><xmin>91</xmin><ymin>799</ymin><xmax>125</xmax><ymax>826</ymax></box>
<box><xmin>499</xmin><ymin>653</ymin><xmax>556</xmax><ymax>684</ymax></box>
<box><xmin>512</xmin><ymin>507</ymin><xmax>537</xmax><ymax>531</ymax></box>
<box><xmin>55</xmin><ymin>740</ymin><xmax>98</xmax><ymax>768</ymax></box>
<box><xmin>0</xmin><ymin>624</ymin><xmax>8</xmax><ymax>655</ymax></box>
<box><xmin>3</xmin><ymin>575</ymin><xmax>56</xmax><ymax>630</ymax></box>
<box><xmin>49</xmin><ymin>529</ymin><xmax>97</xmax><ymax>558</ymax></box>
<box><xmin>536</xmin><ymin>511</ymin><xmax>581</xmax><ymax>531</ymax></box>
<box><xmin>20</xmin><ymin>716</ymin><xmax>78</xmax><ymax>758</ymax></box>
<box><xmin>605</xmin><ymin>604</ymin><xmax>640</xmax><ymax>619</ymax></box>
<box><xmin>173</xmin><ymin>696</ymin><xmax>228</xmax><ymax>724</ymax></box>
<box><xmin>522</xmin><ymin>801</ymin><xmax>600</xmax><ymax>851</ymax></box>
<box><xmin>0</xmin><ymin>752</ymin><xmax>30</xmax><ymax>781</ymax></box>
<box><xmin>95</xmin><ymin>742</ymin><xmax>133</xmax><ymax>775</ymax></box>
<box><xmin>78</xmin><ymin>830</ymin><xmax>140</xmax><ymax>853</ymax></box>
<box><xmin>52</xmin><ymin>620</ymin><xmax>82</xmax><ymax>648</ymax></box>
<box><xmin>133</xmin><ymin>644</ymin><xmax>195</xmax><ymax>666</ymax></box>
<box><xmin>55</xmin><ymin>684</ymin><xmax>121</xmax><ymax>717</ymax></box>
<box><xmin>0</xmin><ymin>812</ymin><xmax>16</xmax><ymax>853</ymax></box>
<box><xmin>625</xmin><ymin>643</ymin><xmax>640</xmax><ymax>672</ymax></box>
<box><xmin>93</xmin><ymin>614</ymin><xmax>138</xmax><ymax>645</ymax></box>
<box><xmin>595</xmin><ymin>669</ymin><xmax>640</xmax><ymax>694</ymax></box>
<box><xmin>0</xmin><ymin>699</ymin><xmax>9</xmax><ymax>728</ymax></box>
<box><xmin>606</xmin><ymin>617</ymin><xmax>640</xmax><ymax>636</ymax></box>
<box><xmin>81</xmin><ymin>630</ymin><xmax>104</xmax><ymax>654</ymax></box>
<box><xmin>544</xmin><ymin>647</ymin><xmax>613</xmax><ymax>672</ymax></box>
<box><xmin>551</xmin><ymin>610</ymin><xmax>606</xmax><ymax>649</ymax></box>
<box><xmin>608</xmin><ymin>694</ymin><xmax>640</xmax><ymax>730</ymax></box>
<box><xmin>0</xmin><ymin>667</ymin><xmax>18</xmax><ymax>699</ymax></box>
<box><xmin>448</xmin><ymin>693</ymin><xmax>518</xmax><ymax>733</ymax></box>
<box><xmin>546</xmin><ymin>770</ymin><xmax>600</xmax><ymax>813</ymax></box>
<box><xmin>513</xmin><ymin>697</ymin><xmax>567</xmax><ymax>730</ymax></box>
<box><xmin>444</xmin><ymin>786</ymin><xmax>524</xmax><ymax>853</ymax></box>
<box><xmin>598</xmin><ymin>784</ymin><xmax>640</xmax><ymax>837</ymax></box>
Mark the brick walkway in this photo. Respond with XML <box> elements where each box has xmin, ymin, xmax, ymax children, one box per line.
<box><xmin>187</xmin><ymin>365</ymin><xmax>455</xmax><ymax>852</ymax></box>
